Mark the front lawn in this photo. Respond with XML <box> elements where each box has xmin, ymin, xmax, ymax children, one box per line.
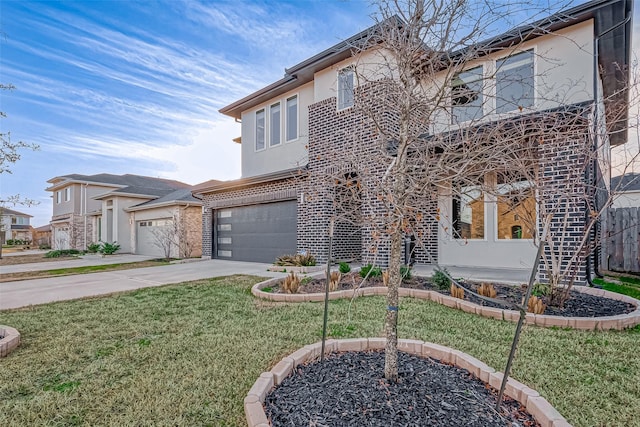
<box><xmin>0</xmin><ymin>275</ymin><xmax>638</xmax><ymax>426</ymax></box>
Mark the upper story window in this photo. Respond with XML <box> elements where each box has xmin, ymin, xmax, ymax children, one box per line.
<box><xmin>255</xmin><ymin>109</ymin><xmax>266</xmax><ymax>151</ymax></box>
<box><xmin>337</xmin><ymin>67</ymin><xmax>355</xmax><ymax>110</ymax></box>
<box><xmin>64</xmin><ymin>187</ymin><xmax>71</xmax><ymax>202</ymax></box>
<box><xmin>56</xmin><ymin>191</ymin><xmax>62</xmax><ymax>204</ymax></box>
<box><xmin>451</xmin><ymin>65</ymin><xmax>484</xmax><ymax>123</ymax></box>
<box><xmin>286</xmin><ymin>95</ymin><xmax>298</xmax><ymax>142</ymax></box>
<box><xmin>496</xmin><ymin>49</ymin><xmax>534</xmax><ymax>113</ymax></box>
<box><xmin>270</xmin><ymin>102</ymin><xmax>281</xmax><ymax>147</ymax></box>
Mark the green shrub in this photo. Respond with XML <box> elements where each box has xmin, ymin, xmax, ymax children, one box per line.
<box><xmin>87</xmin><ymin>242</ymin><xmax>101</xmax><ymax>254</ymax></box>
<box><xmin>432</xmin><ymin>268</ymin><xmax>451</xmax><ymax>290</ymax></box>
<box><xmin>400</xmin><ymin>265</ymin><xmax>412</xmax><ymax>280</ymax></box>
<box><xmin>44</xmin><ymin>249</ymin><xmax>81</xmax><ymax>258</ymax></box>
<box><xmin>339</xmin><ymin>262</ymin><xmax>351</xmax><ymax>274</ymax></box>
<box><xmin>39</xmin><ymin>244</ymin><xmax>51</xmax><ymax>250</ymax></box>
<box><xmin>99</xmin><ymin>242</ymin><xmax>120</xmax><ymax>255</ymax></box>
<box><xmin>532</xmin><ymin>282</ymin><xmax>551</xmax><ymax>297</ymax></box>
<box><xmin>360</xmin><ymin>264</ymin><xmax>382</xmax><ymax>278</ymax></box>
<box><xmin>275</xmin><ymin>253</ymin><xmax>316</xmax><ymax>267</ymax></box>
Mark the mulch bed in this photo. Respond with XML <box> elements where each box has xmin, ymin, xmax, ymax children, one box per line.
<box><xmin>265</xmin><ymin>350</ymin><xmax>539</xmax><ymax>426</ymax></box>
<box><xmin>269</xmin><ymin>272</ymin><xmax>636</xmax><ymax>318</ymax></box>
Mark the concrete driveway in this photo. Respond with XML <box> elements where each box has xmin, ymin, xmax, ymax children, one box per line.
<box><xmin>0</xmin><ymin>259</ymin><xmax>285</xmax><ymax>310</ymax></box>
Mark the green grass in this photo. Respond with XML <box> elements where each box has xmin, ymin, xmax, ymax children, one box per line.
<box><xmin>593</xmin><ymin>277</ymin><xmax>640</xmax><ymax>300</ymax></box>
<box><xmin>1</xmin><ymin>275</ymin><xmax>639</xmax><ymax>426</ymax></box>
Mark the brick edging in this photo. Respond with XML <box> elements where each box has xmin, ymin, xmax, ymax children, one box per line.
<box><xmin>251</xmin><ymin>278</ymin><xmax>640</xmax><ymax>330</ymax></box>
<box><xmin>245</xmin><ymin>338</ymin><xmax>572</xmax><ymax>427</ymax></box>
<box><xmin>0</xmin><ymin>325</ymin><xmax>21</xmax><ymax>357</ymax></box>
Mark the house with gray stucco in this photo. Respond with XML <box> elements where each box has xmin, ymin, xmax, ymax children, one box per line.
<box><xmin>46</xmin><ymin>173</ymin><xmax>205</xmax><ymax>258</ymax></box>
<box><xmin>194</xmin><ymin>0</ymin><xmax>631</xmax><ymax>285</ymax></box>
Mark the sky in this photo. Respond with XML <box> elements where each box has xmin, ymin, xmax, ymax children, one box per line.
<box><xmin>1</xmin><ymin>0</ymin><xmax>638</xmax><ymax>227</ymax></box>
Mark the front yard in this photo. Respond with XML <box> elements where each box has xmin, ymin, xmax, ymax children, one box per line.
<box><xmin>1</xmin><ymin>275</ymin><xmax>638</xmax><ymax>426</ymax></box>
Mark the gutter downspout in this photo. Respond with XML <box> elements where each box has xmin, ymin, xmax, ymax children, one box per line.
<box><xmin>587</xmin><ymin>6</ymin><xmax>631</xmax><ymax>286</ymax></box>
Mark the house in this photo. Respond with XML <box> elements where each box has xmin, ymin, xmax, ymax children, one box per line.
<box><xmin>33</xmin><ymin>224</ymin><xmax>52</xmax><ymax>248</ymax></box>
<box><xmin>46</xmin><ymin>174</ymin><xmax>204</xmax><ymax>257</ymax></box>
<box><xmin>0</xmin><ymin>208</ymin><xmax>33</xmax><ymax>244</ymax></box>
<box><xmin>611</xmin><ymin>172</ymin><xmax>640</xmax><ymax>208</ymax></box>
<box><xmin>195</xmin><ymin>0</ymin><xmax>631</xmax><ymax>285</ymax></box>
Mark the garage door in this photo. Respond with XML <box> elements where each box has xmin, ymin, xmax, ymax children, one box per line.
<box><xmin>215</xmin><ymin>200</ymin><xmax>297</xmax><ymax>263</ymax></box>
<box><xmin>136</xmin><ymin>219</ymin><xmax>174</xmax><ymax>258</ymax></box>
<box><xmin>53</xmin><ymin>226</ymin><xmax>70</xmax><ymax>250</ymax></box>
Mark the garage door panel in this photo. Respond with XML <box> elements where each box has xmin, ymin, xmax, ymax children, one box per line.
<box><xmin>215</xmin><ymin>201</ymin><xmax>297</xmax><ymax>263</ymax></box>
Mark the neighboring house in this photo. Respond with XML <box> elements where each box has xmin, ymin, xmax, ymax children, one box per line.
<box><xmin>0</xmin><ymin>208</ymin><xmax>33</xmax><ymax>244</ymax></box>
<box><xmin>33</xmin><ymin>224</ymin><xmax>52</xmax><ymax>248</ymax></box>
<box><xmin>46</xmin><ymin>174</ymin><xmax>203</xmax><ymax>257</ymax></box>
<box><xmin>611</xmin><ymin>172</ymin><xmax>640</xmax><ymax>208</ymax></box>
<box><xmin>194</xmin><ymin>0</ymin><xmax>630</xmax><ymax>286</ymax></box>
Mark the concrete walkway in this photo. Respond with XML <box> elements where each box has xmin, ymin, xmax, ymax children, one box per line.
<box><xmin>1</xmin><ymin>254</ymin><xmax>156</xmax><ymax>274</ymax></box>
<box><xmin>0</xmin><ymin>259</ymin><xmax>285</xmax><ymax>310</ymax></box>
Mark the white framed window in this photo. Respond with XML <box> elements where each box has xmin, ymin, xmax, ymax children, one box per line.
<box><xmin>286</xmin><ymin>95</ymin><xmax>298</xmax><ymax>142</ymax></box>
<box><xmin>451</xmin><ymin>65</ymin><xmax>483</xmax><ymax>123</ymax></box>
<box><xmin>337</xmin><ymin>67</ymin><xmax>355</xmax><ymax>110</ymax></box>
<box><xmin>452</xmin><ymin>179</ymin><xmax>485</xmax><ymax>240</ymax></box>
<box><xmin>270</xmin><ymin>102</ymin><xmax>281</xmax><ymax>147</ymax></box>
<box><xmin>255</xmin><ymin>109</ymin><xmax>266</xmax><ymax>151</ymax></box>
<box><xmin>496</xmin><ymin>49</ymin><xmax>534</xmax><ymax>113</ymax></box>
<box><xmin>56</xmin><ymin>191</ymin><xmax>61</xmax><ymax>204</ymax></box>
<box><xmin>64</xmin><ymin>187</ymin><xmax>70</xmax><ymax>202</ymax></box>
<box><xmin>496</xmin><ymin>172</ymin><xmax>535</xmax><ymax>240</ymax></box>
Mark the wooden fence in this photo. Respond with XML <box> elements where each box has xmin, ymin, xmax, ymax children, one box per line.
<box><xmin>602</xmin><ymin>207</ymin><xmax>640</xmax><ymax>273</ymax></box>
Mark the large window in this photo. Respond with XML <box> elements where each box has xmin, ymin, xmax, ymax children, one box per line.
<box><xmin>270</xmin><ymin>102</ymin><xmax>281</xmax><ymax>147</ymax></box>
<box><xmin>496</xmin><ymin>172</ymin><xmax>535</xmax><ymax>240</ymax></box>
<box><xmin>452</xmin><ymin>181</ymin><xmax>485</xmax><ymax>239</ymax></box>
<box><xmin>255</xmin><ymin>109</ymin><xmax>265</xmax><ymax>151</ymax></box>
<box><xmin>496</xmin><ymin>50</ymin><xmax>534</xmax><ymax>113</ymax></box>
<box><xmin>286</xmin><ymin>95</ymin><xmax>298</xmax><ymax>141</ymax></box>
<box><xmin>337</xmin><ymin>67</ymin><xmax>354</xmax><ymax>110</ymax></box>
<box><xmin>56</xmin><ymin>191</ymin><xmax>61</xmax><ymax>204</ymax></box>
<box><xmin>451</xmin><ymin>66</ymin><xmax>483</xmax><ymax>123</ymax></box>
<box><xmin>64</xmin><ymin>187</ymin><xmax>70</xmax><ymax>202</ymax></box>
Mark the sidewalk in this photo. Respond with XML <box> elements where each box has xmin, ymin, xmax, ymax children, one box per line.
<box><xmin>1</xmin><ymin>254</ymin><xmax>156</xmax><ymax>274</ymax></box>
<box><xmin>412</xmin><ymin>264</ymin><xmax>531</xmax><ymax>284</ymax></box>
<box><xmin>0</xmin><ymin>259</ymin><xmax>285</xmax><ymax>310</ymax></box>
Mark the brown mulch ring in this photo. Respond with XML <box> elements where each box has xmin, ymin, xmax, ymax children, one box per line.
<box><xmin>266</xmin><ymin>350</ymin><xmax>540</xmax><ymax>427</ymax></box>
<box><xmin>269</xmin><ymin>272</ymin><xmax>636</xmax><ymax>318</ymax></box>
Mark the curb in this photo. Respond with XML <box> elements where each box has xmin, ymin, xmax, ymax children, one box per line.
<box><xmin>245</xmin><ymin>338</ymin><xmax>572</xmax><ymax>427</ymax></box>
<box><xmin>251</xmin><ymin>278</ymin><xmax>640</xmax><ymax>331</ymax></box>
<box><xmin>0</xmin><ymin>325</ymin><xmax>21</xmax><ymax>357</ymax></box>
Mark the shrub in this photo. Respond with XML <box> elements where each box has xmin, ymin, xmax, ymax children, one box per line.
<box><xmin>432</xmin><ymin>268</ymin><xmax>451</xmax><ymax>290</ymax></box>
<box><xmin>329</xmin><ymin>271</ymin><xmax>341</xmax><ymax>292</ymax></box>
<box><xmin>382</xmin><ymin>270</ymin><xmax>389</xmax><ymax>286</ymax></box>
<box><xmin>87</xmin><ymin>242</ymin><xmax>101</xmax><ymax>253</ymax></box>
<box><xmin>99</xmin><ymin>242</ymin><xmax>120</xmax><ymax>255</ymax></box>
<box><xmin>478</xmin><ymin>283</ymin><xmax>497</xmax><ymax>298</ymax></box>
<box><xmin>532</xmin><ymin>282</ymin><xmax>551</xmax><ymax>298</ymax></box>
<box><xmin>39</xmin><ymin>244</ymin><xmax>51</xmax><ymax>250</ymax></box>
<box><xmin>44</xmin><ymin>249</ymin><xmax>81</xmax><ymax>258</ymax></box>
<box><xmin>275</xmin><ymin>253</ymin><xmax>317</xmax><ymax>267</ymax></box>
<box><xmin>450</xmin><ymin>284</ymin><xmax>464</xmax><ymax>299</ymax></box>
<box><xmin>282</xmin><ymin>272</ymin><xmax>301</xmax><ymax>294</ymax></box>
<box><xmin>359</xmin><ymin>264</ymin><xmax>382</xmax><ymax>278</ymax></box>
<box><xmin>527</xmin><ymin>295</ymin><xmax>546</xmax><ymax>314</ymax></box>
<box><xmin>44</xmin><ymin>250</ymin><xmax>61</xmax><ymax>258</ymax></box>
<box><xmin>338</xmin><ymin>262</ymin><xmax>351</xmax><ymax>274</ymax></box>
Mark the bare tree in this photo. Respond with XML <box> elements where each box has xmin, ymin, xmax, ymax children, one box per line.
<box><xmin>309</xmin><ymin>0</ymin><xmax>634</xmax><ymax>382</ymax></box>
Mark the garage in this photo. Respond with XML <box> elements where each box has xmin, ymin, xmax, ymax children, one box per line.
<box><xmin>136</xmin><ymin>219</ymin><xmax>174</xmax><ymax>258</ymax></box>
<box><xmin>214</xmin><ymin>200</ymin><xmax>297</xmax><ymax>263</ymax></box>
<box><xmin>53</xmin><ymin>226</ymin><xmax>70</xmax><ymax>250</ymax></box>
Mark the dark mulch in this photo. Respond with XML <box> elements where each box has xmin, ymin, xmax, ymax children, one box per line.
<box><xmin>271</xmin><ymin>273</ymin><xmax>636</xmax><ymax>318</ymax></box>
<box><xmin>265</xmin><ymin>350</ymin><xmax>539</xmax><ymax>427</ymax></box>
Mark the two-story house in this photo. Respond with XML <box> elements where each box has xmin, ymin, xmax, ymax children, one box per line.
<box><xmin>194</xmin><ymin>0</ymin><xmax>631</xmax><ymax>285</ymax></box>
<box><xmin>46</xmin><ymin>174</ymin><xmax>205</xmax><ymax>257</ymax></box>
<box><xmin>0</xmin><ymin>208</ymin><xmax>33</xmax><ymax>244</ymax></box>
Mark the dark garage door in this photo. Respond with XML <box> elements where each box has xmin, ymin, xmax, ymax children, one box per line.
<box><xmin>214</xmin><ymin>200</ymin><xmax>297</xmax><ymax>263</ymax></box>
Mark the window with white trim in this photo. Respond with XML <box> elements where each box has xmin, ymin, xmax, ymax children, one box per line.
<box><xmin>496</xmin><ymin>172</ymin><xmax>535</xmax><ymax>240</ymax></box>
<box><xmin>452</xmin><ymin>179</ymin><xmax>485</xmax><ymax>239</ymax></box>
<box><xmin>255</xmin><ymin>109</ymin><xmax>265</xmax><ymax>150</ymax></box>
<box><xmin>337</xmin><ymin>67</ymin><xmax>354</xmax><ymax>110</ymax></box>
<box><xmin>270</xmin><ymin>102</ymin><xmax>281</xmax><ymax>146</ymax></box>
<box><xmin>286</xmin><ymin>95</ymin><xmax>298</xmax><ymax>141</ymax></box>
<box><xmin>496</xmin><ymin>50</ymin><xmax>534</xmax><ymax>113</ymax></box>
<box><xmin>64</xmin><ymin>187</ymin><xmax>70</xmax><ymax>202</ymax></box>
<box><xmin>451</xmin><ymin>65</ymin><xmax>483</xmax><ymax>123</ymax></box>
<box><xmin>56</xmin><ymin>191</ymin><xmax>61</xmax><ymax>204</ymax></box>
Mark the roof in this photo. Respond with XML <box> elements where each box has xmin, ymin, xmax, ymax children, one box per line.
<box><xmin>219</xmin><ymin>0</ymin><xmax>631</xmax><ymax>145</ymax></box>
<box><xmin>125</xmin><ymin>188</ymin><xmax>202</xmax><ymax>212</ymax></box>
<box><xmin>34</xmin><ymin>224</ymin><xmax>51</xmax><ymax>232</ymax></box>
<box><xmin>611</xmin><ymin>172</ymin><xmax>640</xmax><ymax>192</ymax></box>
<box><xmin>46</xmin><ymin>173</ymin><xmax>190</xmax><ymax>192</ymax></box>
<box><xmin>0</xmin><ymin>207</ymin><xmax>32</xmax><ymax>217</ymax></box>
<box><xmin>193</xmin><ymin>167</ymin><xmax>306</xmax><ymax>195</ymax></box>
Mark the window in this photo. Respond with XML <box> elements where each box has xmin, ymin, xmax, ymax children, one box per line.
<box><xmin>11</xmin><ymin>217</ymin><xmax>17</xmax><ymax>224</ymax></box>
<box><xmin>64</xmin><ymin>187</ymin><xmax>70</xmax><ymax>202</ymax></box>
<box><xmin>255</xmin><ymin>109</ymin><xmax>265</xmax><ymax>151</ymax></box>
<box><xmin>496</xmin><ymin>50</ymin><xmax>534</xmax><ymax>113</ymax></box>
<box><xmin>337</xmin><ymin>67</ymin><xmax>354</xmax><ymax>110</ymax></box>
<box><xmin>451</xmin><ymin>66</ymin><xmax>483</xmax><ymax>123</ymax></box>
<box><xmin>496</xmin><ymin>172</ymin><xmax>535</xmax><ymax>240</ymax></box>
<box><xmin>270</xmin><ymin>102</ymin><xmax>281</xmax><ymax>146</ymax></box>
<box><xmin>286</xmin><ymin>95</ymin><xmax>298</xmax><ymax>141</ymax></box>
<box><xmin>452</xmin><ymin>181</ymin><xmax>485</xmax><ymax>239</ymax></box>
<box><xmin>56</xmin><ymin>191</ymin><xmax>61</xmax><ymax>204</ymax></box>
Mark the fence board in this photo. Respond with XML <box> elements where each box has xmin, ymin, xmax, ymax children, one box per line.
<box><xmin>604</xmin><ymin>207</ymin><xmax>640</xmax><ymax>274</ymax></box>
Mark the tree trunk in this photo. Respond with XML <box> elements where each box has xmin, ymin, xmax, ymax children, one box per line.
<box><xmin>384</xmin><ymin>228</ymin><xmax>403</xmax><ymax>381</ymax></box>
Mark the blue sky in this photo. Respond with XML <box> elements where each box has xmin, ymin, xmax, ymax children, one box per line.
<box><xmin>1</xmin><ymin>0</ymin><xmax>638</xmax><ymax>227</ymax></box>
